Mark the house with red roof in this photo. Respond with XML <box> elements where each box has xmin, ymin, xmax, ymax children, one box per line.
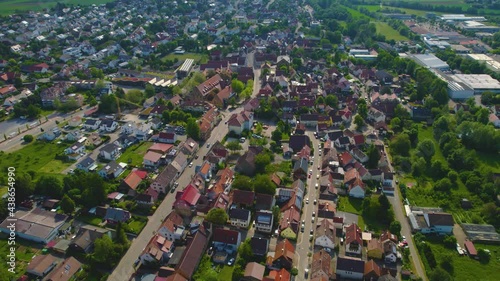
<box><xmin>264</xmin><ymin>268</ymin><xmax>291</xmax><ymax>281</ymax></box>
<box><xmin>345</xmin><ymin>223</ymin><xmax>363</xmax><ymax>256</ymax></box>
<box><xmin>227</xmin><ymin>110</ymin><xmax>254</xmax><ymax>135</ymax></box>
<box><xmin>121</xmin><ymin>171</ymin><xmax>143</xmax><ymax>196</ymax></box>
<box><xmin>149</xmin><ymin>143</ymin><xmax>174</xmax><ymax>154</ymax></box>
<box><xmin>231</xmin><ymin>190</ymin><xmax>255</xmax><ymax>207</ymax></box>
<box><xmin>344</xmin><ymin>169</ymin><xmax>365</xmax><ymax>198</ymax></box>
<box><xmin>270</xmin><ymin>239</ymin><xmax>295</xmax><ymax>270</ymax></box>
<box><xmin>352</xmin><ymin>134</ymin><xmax>365</xmax><ymax>146</ymax></box>
<box><xmin>174</xmin><ymin>185</ymin><xmax>201</xmax><ymax>217</ymax></box>
<box><xmin>212</xmin><ymin>228</ymin><xmax>241</xmax><ymax>254</ymax></box>
<box><xmin>139</xmin><ymin>234</ymin><xmax>175</xmax><ymax>265</ymax></box>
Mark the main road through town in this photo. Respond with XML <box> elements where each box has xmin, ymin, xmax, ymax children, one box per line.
<box><xmin>295</xmin><ymin>131</ymin><xmax>321</xmax><ymax>280</ymax></box>
<box><xmin>108</xmin><ymin>58</ymin><xmax>262</xmax><ymax>281</ymax></box>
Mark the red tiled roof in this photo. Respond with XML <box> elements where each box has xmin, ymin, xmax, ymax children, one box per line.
<box><xmin>123</xmin><ymin>172</ymin><xmax>142</xmax><ymax>190</ymax></box>
<box><xmin>132</xmin><ymin>169</ymin><xmax>148</xmax><ymax>179</ymax></box>
<box><xmin>213</xmin><ymin>228</ymin><xmax>240</xmax><ymax>245</ymax></box>
<box><xmin>149</xmin><ymin>143</ymin><xmax>173</xmax><ymax>153</ymax></box>
<box><xmin>274</xmin><ymin>239</ymin><xmax>295</xmax><ymax>262</ymax></box>
<box><xmin>345</xmin><ymin>223</ymin><xmax>362</xmax><ymax>245</ymax></box>
<box><xmin>180</xmin><ymin>184</ymin><xmax>200</xmax><ymax>205</ymax></box>
<box><xmin>232</xmin><ymin>189</ymin><xmax>255</xmax><ymax>206</ymax></box>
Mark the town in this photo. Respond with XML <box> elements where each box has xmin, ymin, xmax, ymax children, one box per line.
<box><xmin>0</xmin><ymin>0</ymin><xmax>499</xmax><ymax>281</ymax></box>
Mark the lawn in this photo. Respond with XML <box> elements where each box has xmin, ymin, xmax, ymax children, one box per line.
<box><xmin>0</xmin><ymin>238</ymin><xmax>40</xmax><ymax>278</ymax></box>
<box><xmin>476</xmin><ymin>151</ymin><xmax>500</xmax><ymax>173</ymax></box>
<box><xmin>423</xmin><ymin>238</ymin><xmax>500</xmax><ymax>281</ymax></box>
<box><xmin>0</xmin><ymin>0</ymin><xmax>114</xmax><ymax>15</ymax></box>
<box><xmin>0</xmin><ymin>140</ymin><xmax>72</xmax><ymax>179</ymax></box>
<box><xmin>77</xmin><ymin>215</ymin><xmax>103</xmax><ymax>226</ymax></box>
<box><xmin>127</xmin><ymin>218</ymin><xmax>147</xmax><ymax>235</ymax></box>
<box><xmin>374</xmin><ymin>22</ymin><xmax>409</xmax><ymax>41</ymax></box>
<box><xmin>218</xmin><ymin>265</ymin><xmax>235</xmax><ymax>281</ymax></box>
<box><xmin>161</xmin><ymin>52</ymin><xmax>209</xmax><ymax>64</ymax></box>
<box><xmin>344</xmin><ymin>6</ymin><xmax>372</xmax><ymax>20</ymax></box>
<box><xmin>117</xmin><ymin>142</ymin><xmax>153</xmax><ymax>167</ymax></box>
<box><xmin>338</xmin><ymin>196</ymin><xmax>363</xmax><ymax>215</ymax></box>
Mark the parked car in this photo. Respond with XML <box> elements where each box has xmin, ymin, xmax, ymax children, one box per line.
<box><xmin>227</xmin><ymin>258</ymin><xmax>235</xmax><ymax>266</ymax></box>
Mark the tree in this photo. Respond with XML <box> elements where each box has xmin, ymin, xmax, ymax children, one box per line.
<box><xmin>226</xmin><ymin>141</ymin><xmax>242</xmax><ymax>152</ymax></box>
<box><xmin>429</xmin><ymin>267</ymin><xmax>452</xmax><ymax>281</ymax></box>
<box><xmin>435</xmin><ymin>178</ymin><xmax>452</xmax><ymax>193</ymax></box>
<box><xmin>389</xmin><ymin>221</ymin><xmax>401</xmax><ymax>236</ymax></box>
<box><xmin>36</xmin><ymin>175</ymin><xmax>63</xmax><ymax>198</ymax></box>
<box><xmin>254</xmin><ymin>154</ymin><xmax>272</xmax><ymax>174</ymax></box>
<box><xmin>357</xmin><ymin>99</ymin><xmax>368</xmax><ymax>119</ymax></box>
<box><xmin>145</xmin><ymin>84</ymin><xmax>155</xmax><ymax>98</ymax></box>
<box><xmin>186</xmin><ymin>118</ymin><xmax>200</xmax><ymax>140</ymax></box>
<box><xmin>354</xmin><ymin>114</ymin><xmax>364</xmax><ymax>130</ymax></box>
<box><xmin>125</xmin><ymin>89</ymin><xmax>144</xmax><ymax>104</ymax></box>
<box><xmin>481</xmin><ymin>203</ymin><xmax>500</xmax><ymax>228</ymax></box>
<box><xmin>272</xmin><ymin>205</ymin><xmax>281</xmax><ymax>228</ymax></box>
<box><xmin>325</xmin><ymin>95</ymin><xmax>338</xmax><ymax>108</ymax></box>
<box><xmin>271</xmin><ymin>128</ymin><xmax>283</xmax><ymax>142</ymax></box>
<box><xmin>16</xmin><ymin>173</ymin><xmax>34</xmax><ymax>204</ymax></box>
<box><xmin>366</xmin><ymin>144</ymin><xmax>380</xmax><ymax>169</ymax></box>
<box><xmin>206</xmin><ymin>208</ymin><xmax>228</xmax><ymax>225</ymax></box>
<box><xmin>238</xmin><ymin>239</ymin><xmax>253</xmax><ymax>261</ymax></box>
<box><xmin>231</xmin><ymin>79</ymin><xmax>245</xmax><ymax>94</ymax></box>
<box><xmin>390</xmin><ymin>133</ymin><xmax>411</xmax><ymax>156</ymax></box>
<box><xmin>253</xmin><ymin>174</ymin><xmax>276</xmax><ymax>195</ymax></box>
<box><xmin>232</xmin><ymin>175</ymin><xmax>253</xmax><ymax>191</ymax></box>
<box><xmin>23</xmin><ymin>134</ymin><xmax>34</xmax><ymax>143</ymax></box>
<box><xmin>478</xmin><ymin>248</ymin><xmax>491</xmax><ymax>263</ymax></box>
<box><xmin>390</xmin><ymin>117</ymin><xmax>402</xmax><ymax>132</ymax></box>
<box><xmin>115</xmin><ymin>222</ymin><xmax>129</xmax><ymax>245</ymax></box>
<box><xmin>60</xmin><ymin>194</ymin><xmax>75</xmax><ymax>214</ymax></box>
<box><xmin>416</xmin><ymin>139</ymin><xmax>435</xmax><ymax>161</ymax></box>
<box><xmin>26</xmin><ymin>104</ymin><xmax>41</xmax><ymax>118</ymax></box>
<box><xmin>443</xmin><ymin>235</ymin><xmax>457</xmax><ymax>249</ymax></box>
<box><xmin>291</xmin><ymin>268</ymin><xmax>298</xmax><ymax>276</ymax></box>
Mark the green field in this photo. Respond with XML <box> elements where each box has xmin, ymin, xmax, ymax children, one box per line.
<box><xmin>374</xmin><ymin>22</ymin><xmax>409</xmax><ymax>41</ymax></box>
<box><xmin>359</xmin><ymin>5</ymin><xmax>434</xmax><ymax>17</ymax></box>
<box><xmin>0</xmin><ymin>0</ymin><xmax>115</xmax><ymax>15</ymax></box>
<box><xmin>117</xmin><ymin>142</ymin><xmax>153</xmax><ymax>167</ymax></box>
<box><xmin>0</xmin><ymin>238</ymin><xmax>40</xmax><ymax>278</ymax></box>
<box><xmin>0</xmin><ymin>141</ymin><xmax>72</xmax><ymax>179</ymax></box>
<box><xmin>161</xmin><ymin>52</ymin><xmax>209</xmax><ymax>64</ymax></box>
<box><xmin>424</xmin><ymin>238</ymin><xmax>500</xmax><ymax>281</ymax></box>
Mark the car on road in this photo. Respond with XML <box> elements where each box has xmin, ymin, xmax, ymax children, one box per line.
<box><xmin>313</xmin><ymin>199</ymin><xmax>317</xmax><ymax>205</ymax></box>
<box><xmin>310</xmin><ymin>229</ymin><xmax>313</xmax><ymax>234</ymax></box>
<box><xmin>227</xmin><ymin>258</ymin><xmax>235</xmax><ymax>266</ymax></box>
<box><xmin>316</xmin><ymin>174</ymin><xmax>319</xmax><ymax>179</ymax></box>
<box><xmin>315</xmin><ymin>183</ymin><xmax>319</xmax><ymax>189</ymax></box>
<box><xmin>189</xmin><ymin>162</ymin><xmax>193</xmax><ymax>168</ymax></box>
<box><xmin>68</xmin><ymin>169</ymin><xmax>74</xmax><ymax>174</ymax></box>
<box><xmin>306</xmin><ymin>198</ymin><xmax>309</xmax><ymax>204</ymax></box>
<box><xmin>312</xmin><ymin>211</ymin><xmax>315</xmax><ymax>216</ymax></box>
<box><xmin>206</xmin><ymin>143</ymin><xmax>211</xmax><ymax>148</ymax></box>
<box><xmin>340</xmin><ymin>238</ymin><xmax>344</xmax><ymax>244</ymax></box>
<box><xmin>309</xmin><ymin>169</ymin><xmax>312</xmax><ymax>174</ymax></box>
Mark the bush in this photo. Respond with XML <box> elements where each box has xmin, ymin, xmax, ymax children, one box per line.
<box><xmin>23</xmin><ymin>134</ymin><xmax>34</xmax><ymax>143</ymax></box>
<box><xmin>290</xmin><ymin>268</ymin><xmax>298</xmax><ymax>276</ymax></box>
<box><xmin>443</xmin><ymin>235</ymin><xmax>457</xmax><ymax>249</ymax></box>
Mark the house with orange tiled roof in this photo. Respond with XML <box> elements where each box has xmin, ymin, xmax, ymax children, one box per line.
<box><xmin>193</xmin><ymin>74</ymin><xmax>225</xmax><ymax>100</ymax></box>
<box><xmin>311</xmin><ymin>249</ymin><xmax>333</xmax><ymax>280</ymax></box>
<box><xmin>279</xmin><ymin>206</ymin><xmax>300</xmax><ymax>240</ymax></box>
<box><xmin>270</xmin><ymin>239</ymin><xmax>295</xmax><ymax>270</ymax></box>
<box><xmin>264</xmin><ymin>268</ymin><xmax>291</xmax><ymax>281</ymax></box>
<box><xmin>196</xmin><ymin>161</ymin><xmax>213</xmax><ymax>181</ymax></box>
<box><xmin>121</xmin><ymin>171</ymin><xmax>143</xmax><ymax>196</ymax></box>
<box><xmin>207</xmin><ymin>167</ymin><xmax>234</xmax><ymax>199</ymax></box>
<box><xmin>364</xmin><ymin>259</ymin><xmax>382</xmax><ymax>280</ymax></box>
<box><xmin>212</xmin><ymin>86</ymin><xmax>234</xmax><ymax>108</ymax></box>
<box><xmin>345</xmin><ymin>223</ymin><xmax>362</xmax><ymax>256</ymax></box>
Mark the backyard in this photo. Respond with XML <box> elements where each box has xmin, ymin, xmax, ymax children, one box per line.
<box><xmin>117</xmin><ymin>142</ymin><xmax>153</xmax><ymax>167</ymax></box>
<box><xmin>161</xmin><ymin>52</ymin><xmax>209</xmax><ymax>64</ymax></box>
<box><xmin>422</xmin><ymin>237</ymin><xmax>500</xmax><ymax>281</ymax></box>
<box><xmin>374</xmin><ymin>22</ymin><xmax>409</xmax><ymax>41</ymax></box>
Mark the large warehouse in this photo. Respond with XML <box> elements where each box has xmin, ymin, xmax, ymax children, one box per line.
<box><xmin>412</xmin><ymin>54</ymin><xmax>450</xmax><ymax>71</ymax></box>
<box><xmin>446</xmin><ymin>74</ymin><xmax>500</xmax><ymax>99</ymax></box>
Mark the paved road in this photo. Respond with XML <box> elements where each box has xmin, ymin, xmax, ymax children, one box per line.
<box><xmin>0</xmin><ymin>107</ymin><xmax>88</xmax><ymax>153</ymax></box>
<box><xmin>386</xmin><ymin>149</ymin><xmax>427</xmax><ymax>281</ymax></box>
<box><xmin>296</xmin><ymin>131</ymin><xmax>321</xmax><ymax>280</ymax></box>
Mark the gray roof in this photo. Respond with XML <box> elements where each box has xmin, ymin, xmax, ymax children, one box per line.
<box><xmin>229</xmin><ymin>208</ymin><xmax>250</xmax><ymax>220</ymax></box>
<box><xmin>336</xmin><ymin>257</ymin><xmax>365</xmax><ymax>273</ymax></box>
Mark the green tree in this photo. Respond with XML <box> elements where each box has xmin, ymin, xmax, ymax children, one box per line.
<box><xmin>145</xmin><ymin>84</ymin><xmax>155</xmax><ymax>98</ymax></box>
<box><xmin>226</xmin><ymin>141</ymin><xmax>242</xmax><ymax>152</ymax></box>
<box><xmin>354</xmin><ymin>114</ymin><xmax>364</xmax><ymax>130</ymax></box>
<box><xmin>232</xmin><ymin>175</ymin><xmax>253</xmax><ymax>191</ymax></box>
<box><xmin>23</xmin><ymin>134</ymin><xmax>34</xmax><ymax>143</ymax></box>
<box><xmin>435</xmin><ymin>178</ymin><xmax>452</xmax><ymax>193</ymax></box>
<box><xmin>443</xmin><ymin>235</ymin><xmax>457</xmax><ymax>249</ymax></box>
<box><xmin>416</xmin><ymin>139</ymin><xmax>435</xmax><ymax>161</ymax></box>
<box><xmin>325</xmin><ymin>95</ymin><xmax>338</xmax><ymax>108</ymax></box>
<box><xmin>253</xmin><ymin>174</ymin><xmax>276</xmax><ymax>195</ymax></box>
<box><xmin>36</xmin><ymin>175</ymin><xmax>63</xmax><ymax>198</ymax></box>
<box><xmin>272</xmin><ymin>205</ymin><xmax>281</xmax><ymax>228</ymax></box>
<box><xmin>115</xmin><ymin>222</ymin><xmax>129</xmax><ymax>246</ymax></box>
<box><xmin>390</xmin><ymin>134</ymin><xmax>411</xmax><ymax>156</ymax></box>
<box><xmin>254</xmin><ymin>153</ymin><xmax>272</xmax><ymax>174</ymax></box>
<box><xmin>238</xmin><ymin>239</ymin><xmax>253</xmax><ymax>261</ymax></box>
<box><xmin>357</xmin><ymin>99</ymin><xmax>368</xmax><ymax>119</ymax></box>
<box><xmin>366</xmin><ymin>144</ymin><xmax>380</xmax><ymax>169</ymax></box>
<box><xmin>390</xmin><ymin>117</ymin><xmax>402</xmax><ymax>132</ymax></box>
<box><xmin>125</xmin><ymin>89</ymin><xmax>144</xmax><ymax>104</ymax></box>
<box><xmin>231</xmin><ymin>79</ymin><xmax>245</xmax><ymax>94</ymax></box>
<box><xmin>26</xmin><ymin>104</ymin><xmax>41</xmax><ymax>119</ymax></box>
<box><xmin>389</xmin><ymin>221</ymin><xmax>401</xmax><ymax>236</ymax></box>
<box><xmin>16</xmin><ymin>173</ymin><xmax>34</xmax><ymax>204</ymax></box>
<box><xmin>271</xmin><ymin>128</ymin><xmax>283</xmax><ymax>142</ymax></box>
<box><xmin>60</xmin><ymin>194</ymin><xmax>75</xmax><ymax>214</ymax></box>
<box><xmin>206</xmin><ymin>208</ymin><xmax>228</xmax><ymax>225</ymax></box>
<box><xmin>186</xmin><ymin>118</ymin><xmax>200</xmax><ymax>140</ymax></box>
<box><xmin>478</xmin><ymin>248</ymin><xmax>491</xmax><ymax>263</ymax></box>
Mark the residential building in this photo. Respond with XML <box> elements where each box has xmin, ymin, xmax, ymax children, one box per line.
<box><xmin>255</xmin><ymin>210</ymin><xmax>274</xmax><ymax>233</ymax></box>
<box><xmin>311</xmin><ymin>250</ymin><xmax>333</xmax><ymax>280</ymax></box>
<box><xmin>143</xmin><ymin>151</ymin><xmax>163</xmax><ymax>168</ymax></box>
<box><xmin>150</xmin><ymin>164</ymin><xmax>179</xmax><ymax>193</ymax></box>
<box><xmin>229</xmin><ymin>208</ymin><xmax>251</xmax><ymax>228</ymax></box>
<box><xmin>336</xmin><ymin>257</ymin><xmax>365</xmax><ymax>280</ymax></box>
<box><xmin>408</xmin><ymin>211</ymin><xmax>454</xmax><ymax>235</ymax></box>
<box><xmin>64</xmin><ymin>142</ymin><xmax>85</xmax><ymax>160</ymax></box>
<box><xmin>175</xmin><ymin>228</ymin><xmax>209</xmax><ymax>280</ymax></box>
<box><xmin>227</xmin><ymin>110</ymin><xmax>254</xmax><ymax>135</ymax></box>
<box><xmin>271</xmin><ymin>239</ymin><xmax>294</xmax><ymax>270</ymax></box>
<box><xmin>250</xmin><ymin>236</ymin><xmax>269</xmax><ymax>257</ymax></box>
<box><xmin>139</xmin><ymin>234</ymin><xmax>175</xmax><ymax>265</ymax></box>
<box><xmin>26</xmin><ymin>254</ymin><xmax>57</xmax><ymax>278</ymax></box>
<box><xmin>99</xmin><ymin>118</ymin><xmax>118</xmax><ymax>132</ymax></box>
<box><xmin>314</xmin><ymin>219</ymin><xmax>336</xmax><ymax>249</ymax></box>
<box><xmin>158</xmin><ymin>211</ymin><xmax>185</xmax><ymax>241</ymax></box>
<box><xmin>69</xmin><ymin>227</ymin><xmax>109</xmax><ymax>253</ymax></box>
<box><xmin>83</xmin><ymin>118</ymin><xmax>101</xmax><ymax>130</ymax></box>
<box><xmin>99</xmin><ymin>143</ymin><xmax>121</xmax><ymax>160</ymax></box>
<box><xmin>213</xmin><ymin>228</ymin><xmax>241</xmax><ymax>254</ymax></box>
<box><xmin>98</xmin><ymin>161</ymin><xmax>126</xmax><ymax>179</ymax></box>
<box><xmin>243</xmin><ymin>262</ymin><xmax>266</xmax><ymax>281</ymax></box>
<box><xmin>345</xmin><ymin>223</ymin><xmax>362</xmax><ymax>256</ymax></box>
<box><xmin>104</xmin><ymin>207</ymin><xmax>131</xmax><ymax>224</ymax></box>
<box><xmin>45</xmin><ymin>256</ymin><xmax>82</xmax><ymax>281</ymax></box>
<box><xmin>76</xmin><ymin>157</ymin><xmax>97</xmax><ymax>172</ymax></box>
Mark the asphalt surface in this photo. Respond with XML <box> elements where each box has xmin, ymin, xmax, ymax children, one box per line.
<box><xmin>295</xmin><ymin>131</ymin><xmax>321</xmax><ymax>280</ymax></box>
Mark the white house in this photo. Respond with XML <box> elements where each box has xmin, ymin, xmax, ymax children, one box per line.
<box><xmin>227</xmin><ymin>111</ymin><xmax>253</xmax><ymax>135</ymax></box>
<box><xmin>143</xmin><ymin>151</ymin><xmax>163</xmax><ymax>168</ymax></box>
<box><xmin>348</xmin><ymin>179</ymin><xmax>366</xmax><ymax>199</ymax></box>
<box><xmin>229</xmin><ymin>208</ymin><xmax>251</xmax><ymax>228</ymax></box>
<box><xmin>336</xmin><ymin>257</ymin><xmax>364</xmax><ymax>280</ymax></box>
<box><xmin>76</xmin><ymin>157</ymin><xmax>97</xmax><ymax>172</ymax></box>
<box><xmin>83</xmin><ymin>119</ymin><xmax>101</xmax><ymax>130</ymax></box>
<box><xmin>42</xmin><ymin>127</ymin><xmax>61</xmax><ymax>141</ymax></box>
<box><xmin>255</xmin><ymin>210</ymin><xmax>274</xmax><ymax>233</ymax></box>
<box><xmin>314</xmin><ymin>219</ymin><xmax>336</xmax><ymax>250</ymax></box>
<box><xmin>368</xmin><ymin>107</ymin><xmax>386</xmax><ymax>122</ymax></box>
<box><xmin>98</xmin><ymin>161</ymin><xmax>126</xmax><ymax>179</ymax></box>
<box><xmin>64</xmin><ymin>142</ymin><xmax>85</xmax><ymax>160</ymax></box>
<box><xmin>99</xmin><ymin>119</ymin><xmax>118</xmax><ymax>132</ymax></box>
<box><xmin>99</xmin><ymin>143</ymin><xmax>121</xmax><ymax>160</ymax></box>
<box><xmin>157</xmin><ymin>211</ymin><xmax>184</xmax><ymax>241</ymax></box>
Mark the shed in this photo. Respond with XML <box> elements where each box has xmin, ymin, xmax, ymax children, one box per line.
<box><xmin>464</xmin><ymin>240</ymin><xmax>477</xmax><ymax>257</ymax></box>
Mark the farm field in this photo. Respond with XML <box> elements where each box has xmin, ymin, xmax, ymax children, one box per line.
<box><xmin>0</xmin><ymin>0</ymin><xmax>114</xmax><ymax>15</ymax></box>
<box><xmin>359</xmin><ymin>5</ymin><xmax>436</xmax><ymax>17</ymax></box>
<box><xmin>373</xmin><ymin>21</ymin><xmax>409</xmax><ymax>41</ymax></box>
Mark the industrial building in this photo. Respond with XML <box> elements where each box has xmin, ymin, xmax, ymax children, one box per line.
<box><xmin>446</xmin><ymin>74</ymin><xmax>500</xmax><ymax>99</ymax></box>
<box><xmin>177</xmin><ymin>58</ymin><xmax>194</xmax><ymax>79</ymax></box>
<box><xmin>411</xmin><ymin>54</ymin><xmax>450</xmax><ymax>71</ymax></box>
<box><xmin>440</xmin><ymin>14</ymin><xmax>486</xmax><ymax>22</ymax></box>
<box><xmin>467</xmin><ymin>54</ymin><xmax>500</xmax><ymax>72</ymax></box>
<box><xmin>460</xmin><ymin>21</ymin><xmax>500</xmax><ymax>33</ymax></box>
